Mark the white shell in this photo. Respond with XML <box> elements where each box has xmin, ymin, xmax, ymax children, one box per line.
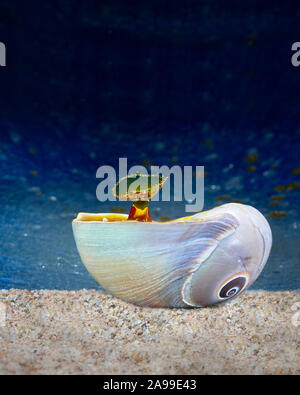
<box><xmin>72</xmin><ymin>203</ymin><xmax>272</xmax><ymax>307</ymax></box>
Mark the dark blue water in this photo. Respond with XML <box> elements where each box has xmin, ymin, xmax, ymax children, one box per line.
<box><xmin>0</xmin><ymin>1</ymin><xmax>299</xmax><ymax>290</ymax></box>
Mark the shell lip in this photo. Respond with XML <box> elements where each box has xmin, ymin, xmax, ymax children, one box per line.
<box><xmin>73</xmin><ymin>213</ymin><xmax>129</xmax><ymax>223</ymax></box>
<box><xmin>215</xmin><ymin>272</ymin><xmax>250</xmax><ymax>301</ymax></box>
<box><xmin>72</xmin><ymin>212</ymin><xmax>209</xmax><ymax>225</ymax></box>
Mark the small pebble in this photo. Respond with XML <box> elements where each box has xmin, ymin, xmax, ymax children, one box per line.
<box><xmin>268</xmin><ymin>211</ymin><xmax>287</xmax><ymax>218</ymax></box>
<box><xmin>110</xmin><ymin>207</ymin><xmax>125</xmax><ymax>213</ymax></box>
<box><xmin>291</xmin><ymin>168</ymin><xmax>300</xmax><ymax>175</ymax></box>
<box><xmin>159</xmin><ymin>216</ymin><xmax>170</xmax><ymax>222</ymax></box>
<box><xmin>274</xmin><ymin>183</ymin><xmax>299</xmax><ymax>192</ymax></box>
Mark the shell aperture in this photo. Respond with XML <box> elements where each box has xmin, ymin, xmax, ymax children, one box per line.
<box><xmin>218</xmin><ymin>275</ymin><xmax>248</xmax><ymax>299</ymax></box>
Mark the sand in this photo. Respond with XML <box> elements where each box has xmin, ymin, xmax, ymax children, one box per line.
<box><xmin>0</xmin><ymin>289</ymin><xmax>299</xmax><ymax>375</ymax></box>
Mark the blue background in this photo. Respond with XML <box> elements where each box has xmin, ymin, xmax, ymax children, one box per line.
<box><xmin>0</xmin><ymin>0</ymin><xmax>299</xmax><ymax>290</ymax></box>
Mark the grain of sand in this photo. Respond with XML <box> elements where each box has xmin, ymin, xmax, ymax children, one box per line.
<box><xmin>0</xmin><ymin>289</ymin><xmax>299</xmax><ymax>375</ymax></box>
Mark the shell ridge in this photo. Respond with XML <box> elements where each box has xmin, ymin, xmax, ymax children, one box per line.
<box><xmin>127</xmin><ymin>214</ymin><xmax>239</xmax><ymax>307</ymax></box>
<box><xmin>180</xmin><ymin>214</ymin><xmax>239</xmax><ymax>307</ymax></box>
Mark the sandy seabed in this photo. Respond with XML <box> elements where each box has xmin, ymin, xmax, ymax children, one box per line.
<box><xmin>0</xmin><ymin>289</ymin><xmax>299</xmax><ymax>375</ymax></box>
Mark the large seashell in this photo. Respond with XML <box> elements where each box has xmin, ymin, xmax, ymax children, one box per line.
<box><xmin>72</xmin><ymin>203</ymin><xmax>272</xmax><ymax>308</ymax></box>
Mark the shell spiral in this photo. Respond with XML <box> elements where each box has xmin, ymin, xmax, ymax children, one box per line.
<box><xmin>72</xmin><ymin>203</ymin><xmax>272</xmax><ymax>308</ymax></box>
